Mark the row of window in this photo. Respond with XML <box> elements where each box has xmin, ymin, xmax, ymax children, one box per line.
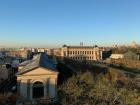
<box><xmin>67</xmin><ymin>51</ymin><xmax>99</xmax><ymax>55</ymax></box>
<box><xmin>70</xmin><ymin>56</ymin><xmax>98</xmax><ymax>60</ymax></box>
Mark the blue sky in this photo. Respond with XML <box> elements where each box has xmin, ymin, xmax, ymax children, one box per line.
<box><xmin>0</xmin><ymin>0</ymin><xmax>140</xmax><ymax>48</ymax></box>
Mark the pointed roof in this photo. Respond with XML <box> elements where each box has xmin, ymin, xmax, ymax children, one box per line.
<box><xmin>16</xmin><ymin>53</ymin><xmax>58</xmax><ymax>75</ymax></box>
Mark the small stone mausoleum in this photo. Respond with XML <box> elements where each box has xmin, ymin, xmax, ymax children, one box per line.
<box><xmin>16</xmin><ymin>53</ymin><xmax>59</xmax><ymax>102</ymax></box>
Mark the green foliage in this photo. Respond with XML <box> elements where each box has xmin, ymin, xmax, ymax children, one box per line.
<box><xmin>58</xmin><ymin>71</ymin><xmax>140</xmax><ymax>105</ymax></box>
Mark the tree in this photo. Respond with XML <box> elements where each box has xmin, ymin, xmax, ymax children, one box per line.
<box><xmin>58</xmin><ymin>71</ymin><xmax>140</xmax><ymax>105</ymax></box>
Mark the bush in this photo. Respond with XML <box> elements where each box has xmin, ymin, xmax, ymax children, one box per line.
<box><xmin>58</xmin><ymin>71</ymin><xmax>140</xmax><ymax>105</ymax></box>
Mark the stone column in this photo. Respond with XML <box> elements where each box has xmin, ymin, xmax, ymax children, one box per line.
<box><xmin>44</xmin><ymin>81</ymin><xmax>47</xmax><ymax>98</ymax></box>
<box><xmin>30</xmin><ymin>82</ymin><xmax>33</xmax><ymax>100</ymax></box>
<box><xmin>47</xmin><ymin>78</ymin><xmax>50</xmax><ymax>98</ymax></box>
<box><xmin>49</xmin><ymin>78</ymin><xmax>56</xmax><ymax>98</ymax></box>
<box><xmin>20</xmin><ymin>79</ymin><xmax>28</xmax><ymax>98</ymax></box>
<box><xmin>100</xmin><ymin>51</ymin><xmax>103</xmax><ymax>60</ymax></box>
<box><xmin>27</xmin><ymin>79</ymin><xmax>30</xmax><ymax>99</ymax></box>
<box><xmin>17</xmin><ymin>80</ymin><xmax>21</xmax><ymax>95</ymax></box>
<box><xmin>55</xmin><ymin>78</ymin><xmax>57</xmax><ymax>97</ymax></box>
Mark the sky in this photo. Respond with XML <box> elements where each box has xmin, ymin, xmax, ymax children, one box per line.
<box><xmin>0</xmin><ymin>0</ymin><xmax>140</xmax><ymax>48</ymax></box>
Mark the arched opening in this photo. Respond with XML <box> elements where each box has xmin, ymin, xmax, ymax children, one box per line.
<box><xmin>33</xmin><ymin>81</ymin><xmax>44</xmax><ymax>99</ymax></box>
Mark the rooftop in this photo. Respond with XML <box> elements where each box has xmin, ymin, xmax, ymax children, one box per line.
<box><xmin>16</xmin><ymin>53</ymin><xmax>58</xmax><ymax>75</ymax></box>
<box><xmin>63</xmin><ymin>45</ymin><xmax>99</xmax><ymax>49</ymax></box>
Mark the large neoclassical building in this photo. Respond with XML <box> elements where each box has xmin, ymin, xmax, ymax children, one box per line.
<box><xmin>16</xmin><ymin>53</ymin><xmax>59</xmax><ymax>102</ymax></box>
<box><xmin>61</xmin><ymin>45</ymin><xmax>103</xmax><ymax>61</ymax></box>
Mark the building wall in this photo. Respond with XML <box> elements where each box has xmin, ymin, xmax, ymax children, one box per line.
<box><xmin>7</xmin><ymin>51</ymin><xmax>28</xmax><ymax>59</ymax></box>
<box><xmin>17</xmin><ymin>67</ymin><xmax>58</xmax><ymax>100</ymax></box>
<box><xmin>110</xmin><ymin>54</ymin><xmax>124</xmax><ymax>59</ymax></box>
<box><xmin>61</xmin><ymin>46</ymin><xmax>102</xmax><ymax>61</ymax></box>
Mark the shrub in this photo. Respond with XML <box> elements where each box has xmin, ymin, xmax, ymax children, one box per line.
<box><xmin>58</xmin><ymin>71</ymin><xmax>140</xmax><ymax>105</ymax></box>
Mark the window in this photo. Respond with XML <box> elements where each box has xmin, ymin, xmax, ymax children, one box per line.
<box><xmin>73</xmin><ymin>51</ymin><xmax>75</xmax><ymax>55</ymax></box>
<box><xmin>90</xmin><ymin>51</ymin><xmax>92</xmax><ymax>54</ymax></box>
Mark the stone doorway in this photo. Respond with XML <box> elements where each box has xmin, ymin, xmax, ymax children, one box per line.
<box><xmin>33</xmin><ymin>81</ymin><xmax>44</xmax><ymax>99</ymax></box>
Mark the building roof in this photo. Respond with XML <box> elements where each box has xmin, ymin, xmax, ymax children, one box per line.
<box><xmin>16</xmin><ymin>53</ymin><xmax>58</xmax><ymax>75</ymax></box>
<box><xmin>19</xmin><ymin>60</ymin><xmax>32</xmax><ymax>66</ymax></box>
<box><xmin>63</xmin><ymin>45</ymin><xmax>99</xmax><ymax>49</ymax></box>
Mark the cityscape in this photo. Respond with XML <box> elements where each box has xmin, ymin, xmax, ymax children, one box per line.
<box><xmin>0</xmin><ymin>0</ymin><xmax>140</xmax><ymax>105</ymax></box>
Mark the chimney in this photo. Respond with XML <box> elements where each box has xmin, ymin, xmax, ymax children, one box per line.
<box><xmin>80</xmin><ymin>42</ymin><xmax>83</xmax><ymax>46</ymax></box>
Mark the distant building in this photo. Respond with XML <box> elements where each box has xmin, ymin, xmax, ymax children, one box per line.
<box><xmin>37</xmin><ymin>48</ymin><xmax>46</xmax><ymax>53</ymax></box>
<box><xmin>0</xmin><ymin>52</ymin><xmax>4</xmax><ymax>58</ymax></box>
<box><xmin>0</xmin><ymin>64</ymin><xmax>18</xmax><ymax>80</ymax></box>
<box><xmin>31</xmin><ymin>48</ymin><xmax>37</xmax><ymax>53</ymax></box>
<box><xmin>61</xmin><ymin>45</ymin><xmax>103</xmax><ymax>61</ymax></box>
<box><xmin>110</xmin><ymin>50</ymin><xmax>140</xmax><ymax>60</ymax></box>
<box><xmin>110</xmin><ymin>54</ymin><xmax>124</xmax><ymax>59</ymax></box>
<box><xmin>47</xmin><ymin>48</ymin><xmax>61</xmax><ymax>57</ymax></box>
<box><xmin>112</xmin><ymin>44</ymin><xmax>118</xmax><ymax>48</ymax></box>
<box><xmin>7</xmin><ymin>50</ymin><xmax>32</xmax><ymax>60</ymax></box>
<box><xmin>131</xmin><ymin>41</ymin><xmax>139</xmax><ymax>48</ymax></box>
<box><xmin>124</xmin><ymin>50</ymin><xmax>139</xmax><ymax>60</ymax></box>
<box><xmin>16</xmin><ymin>53</ymin><xmax>59</xmax><ymax>102</ymax></box>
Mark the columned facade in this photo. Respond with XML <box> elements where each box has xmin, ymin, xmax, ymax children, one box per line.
<box><xmin>17</xmin><ymin>76</ymin><xmax>57</xmax><ymax>101</ymax></box>
<box><xmin>16</xmin><ymin>53</ymin><xmax>59</xmax><ymax>102</ymax></box>
<box><xmin>61</xmin><ymin>45</ymin><xmax>103</xmax><ymax>61</ymax></box>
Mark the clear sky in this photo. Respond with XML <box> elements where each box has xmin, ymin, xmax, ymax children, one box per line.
<box><xmin>0</xmin><ymin>0</ymin><xmax>140</xmax><ymax>48</ymax></box>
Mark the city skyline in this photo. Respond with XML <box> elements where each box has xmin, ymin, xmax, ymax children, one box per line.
<box><xmin>0</xmin><ymin>0</ymin><xmax>140</xmax><ymax>47</ymax></box>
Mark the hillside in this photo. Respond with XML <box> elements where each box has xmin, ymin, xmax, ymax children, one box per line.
<box><xmin>58</xmin><ymin>59</ymin><xmax>140</xmax><ymax>105</ymax></box>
